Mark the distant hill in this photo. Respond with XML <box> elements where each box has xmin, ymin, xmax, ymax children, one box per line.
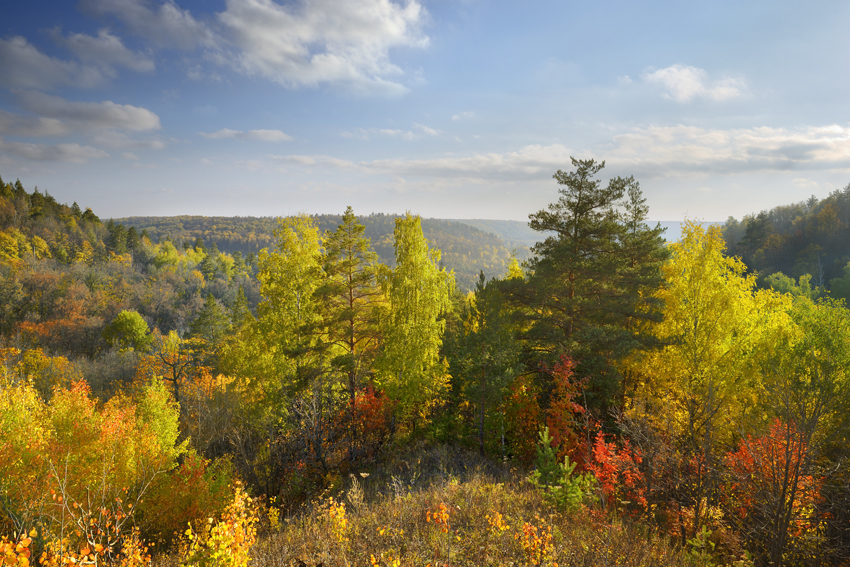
<box><xmin>451</xmin><ymin>219</ymin><xmax>542</xmax><ymax>249</ymax></box>
<box><xmin>113</xmin><ymin>215</ymin><xmax>712</xmax><ymax>290</ymax></box>
<box><xmin>115</xmin><ymin>214</ymin><xmax>534</xmax><ymax>291</ymax></box>
<box><xmin>719</xmin><ymin>185</ymin><xmax>850</xmax><ymax>299</ymax></box>
<box><xmin>453</xmin><ymin>219</ymin><xmax>722</xmax><ymax>246</ymax></box>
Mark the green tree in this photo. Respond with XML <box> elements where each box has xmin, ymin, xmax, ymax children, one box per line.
<box><xmin>103</xmin><ymin>310</ymin><xmax>152</xmax><ymax>352</ymax></box>
<box><xmin>516</xmin><ymin>158</ymin><xmax>667</xmax><ymax>410</ymax></box>
<box><xmin>448</xmin><ymin>271</ymin><xmax>520</xmax><ymax>454</ymax></box>
<box><xmin>746</xmin><ymin>297</ymin><xmax>850</xmax><ymax>566</ymax></box>
<box><xmin>376</xmin><ymin>213</ymin><xmax>454</xmax><ymax>430</ymax></box>
<box><xmin>318</xmin><ymin>206</ymin><xmax>384</xmax><ymax>404</ymax></box>
<box><xmin>229</xmin><ymin>285</ymin><xmax>253</xmax><ymax>331</ymax></box>
<box><xmin>625</xmin><ymin>221</ymin><xmax>791</xmax><ymax>538</ymax></box>
<box><xmin>226</xmin><ymin>215</ymin><xmax>326</xmax><ymax>404</ymax></box>
<box><xmin>190</xmin><ymin>294</ymin><xmax>231</xmax><ymax>345</ymax></box>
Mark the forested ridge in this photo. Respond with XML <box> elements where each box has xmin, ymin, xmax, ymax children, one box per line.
<box><xmin>722</xmin><ymin>184</ymin><xmax>850</xmax><ymax>302</ymax></box>
<box><xmin>3</xmin><ymin>165</ymin><xmax>850</xmax><ymax>567</ymax></box>
<box><xmin>115</xmin><ymin>214</ymin><xmax>532</xmax><ymax>292</ymax></box>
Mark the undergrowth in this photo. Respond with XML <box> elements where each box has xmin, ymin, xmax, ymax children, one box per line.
<box><xmin>152</xmin><ymin>444</ymin><xmax>712</xmax><ymax>567</ymax></box>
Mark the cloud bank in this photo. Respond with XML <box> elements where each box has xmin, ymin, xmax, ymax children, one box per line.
<box><xmin>269</xmin><ymin>124</ymin><xmax>850</xmax><ymax>181</ymax></box>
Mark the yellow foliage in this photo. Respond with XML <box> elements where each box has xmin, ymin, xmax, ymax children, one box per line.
<box><xmin>625</xmin><ymin>220</ymin><xmax>792</xmax><ymax>444</ymax></box>
<box><xmin>180</xmin><ymin>483</ymin><xmax>258</xmax><ymax>567</ymax></box>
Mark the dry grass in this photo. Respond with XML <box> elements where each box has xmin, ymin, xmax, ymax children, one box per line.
<box><xmin>155</xmin><ymin>445</ymin><xmax>709</xmax><ymax>567</ymax></box>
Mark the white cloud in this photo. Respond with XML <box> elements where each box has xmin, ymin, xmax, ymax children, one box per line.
<box><xmin>366</xmin><ymin>144</ymin><xmax>573</xmax><ymax>178</ymax></box>
<box><xmin>413</xmin><ymin>122</ymin><xmax>438</xmax><ymax>135</ymax></box>
<box><xmin>79</xmin><ymin>0</ymin><xmax>215</xmax><ymax>49</ymax></box>
<box><xmin>643</xmin><ymin>64</ymin><xmax>746</xmax><ymax>102</ymax></box>
<box><xmin>792</xmin><ymin>177</ymin><xmax>820</xmax><ymax>188</ymax></box>
<box><xmin>77</xmin><ymin>0</ymin><xmax>429</xmax><ymax>94</ymax></box>
<box><xmin>452</xmin><ymin>111</ymin><xmax>475</xmax><ymax>121</ymax></box>
<box><xmin>608</xmin><ymin>124</ymin><xmax>850</xmax><ymax>175</ymax></box>
<box><xmin>54</xmin><ymin>28</ymin><xmax>155</xmax><ymax>73</ymax></box>
<box><xmin>340</xmin><ymin>130</ymin><xmax>369</xmax><ymax>140</ymax></box>
<box><xmin>0</xmin><ymin>36</ymin><xmax>105</xmax><ymax>90</ymax></box>
<box><xmin>266</xmin><ymin>124</ymin><xmax>850</xmax><ymax>182</ymax></box>
<box><xmin>18</xmin><ymin>92</ymin><xmax>161</xmax><ymax>131</ymax></box>
<box><xmin>217</xmin><ymin>0</ymin><xmax>428</xmax><ymax>94</ymax></box>
<box><xmin>0</xmin><ymin>137</ymin><xmax>109</xmax><ymax>162</ymax></box>
<box><xmin>341</xmin><ymin>123</ymin><xmax>435</xmax><ymax>141</ymax></box>
<box><xmin>0</xmin><ymin>111</ymin><xmax>69</xmax><ymax>137</ymax></box>
<box><xmin>200</xmin><ymin>128</ymin><xmax>292</xmax><ymax>141</ymax></box>
<box><xmin>379</xmin><ymin>128</ymin><xmax>415</xmax><ymax>140</ymax></box>
<box><xmin>268</xmin><ymin>154</ymin><xmax>358</xmax><ymax>169</ymax></box>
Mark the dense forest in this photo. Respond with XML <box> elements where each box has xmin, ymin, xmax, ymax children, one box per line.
<box><xmin>2</xmin><ymin>163</ymin><xmax>850</xmax><ymax>567</ymax></box>
<box><xmin>115</xmin><ymin>214</ymin><xmax>532</xmax><ymax>292</ymax></box>
<box><xmin>722</xmin><ymin>184</ymin><xmax>850</xmax><ymax>302</ymax></box>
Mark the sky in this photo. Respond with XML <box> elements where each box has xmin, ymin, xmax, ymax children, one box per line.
<box><xmin>1</xmin><ymin>0</ymin><xmax>849</xmax><ymax>222</ymax></box>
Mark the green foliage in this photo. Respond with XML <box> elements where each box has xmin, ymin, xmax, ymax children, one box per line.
<box><xmin>721</xmin><ymin>183</ymin><xmax>850</xmax><ymax>291</ymax></box>
<box><xmin>190</xmin><ymin>294</ymin><xmax>231</xmax><ymax>345</ymax></box>
<box><xmin>377</xmin><ymin>213</ymin><xmax>455</xmax><ymax>428</ymax></box>
<box><xmin>115</xmin><ymin>214</ymin><xmax>530</xmax><ymax>291</ymax></box>
<box><xmin>764</xmin><ymin>272</ymin><xmax>822</xmax><ymax>301</ymax></box>
<box><xmin>528</xmin><ymin>427</ymin><xmax>596</xmax><ymax>512</ymax></box>
<box><xmin>829</xmin><ymin>261</ymin><xmax>850</xmax><ymax>303</ymax></box>
<box><xmin>103</xmin><ymin>310</ymin><xmax>152</xmax><ymax>352</ymax></box>
<box><xmin>318</xmin><ymin>206</ymin><xmax>383</xmax><ymax>401</ymax></box>
<box><xmin>135</xmin><ymin>376</ymin><xmax>187</xmax><ymax>464</ymax></box>
<box><xmin>445</xmin><ymin>271</ymin><xmax>520</xmax><ymax>453</ymax></box>
<box><xmin>512</xmin><ymin>158</ymin><xmax>667</xmax><ymax>410</ymax></box>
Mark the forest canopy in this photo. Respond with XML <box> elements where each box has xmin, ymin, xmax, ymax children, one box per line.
<box><xmin>2</xmin><ymin>167</ymin><xmax>850</xmax><ymax>567</ymax></box>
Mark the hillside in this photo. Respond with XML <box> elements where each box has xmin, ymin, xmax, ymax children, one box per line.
<box><xmin>721</xmin><ymin>184</ymin><xmax>850</xmax><ymax>301</ymax></box>
<box><xmin>115</xmin><ymin>214</ymin><xmax>534</xmax><ymax>291</ymax></box>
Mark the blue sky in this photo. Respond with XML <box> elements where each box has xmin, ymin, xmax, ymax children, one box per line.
<box><xmin>1</xmin><ymin>0</ymin><xmax>849</xmax><ymax>222</ymax></box>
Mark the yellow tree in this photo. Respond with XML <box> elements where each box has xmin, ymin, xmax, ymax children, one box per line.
<box><xmin>224</xmin><ymin>214</ymin><xmax>326</xmax><ymax>409</ymax></box>
<box><xmin>626</xmin><ymin>220</ymin><xmax>791</xmax><ymax>535</ymax></box>
<box><xmin>376</xmin><ymin>213</ymin><xmax>454</xmax><ymax>431</ymax></box>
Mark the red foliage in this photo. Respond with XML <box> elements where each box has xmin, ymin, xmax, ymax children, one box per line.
<box><xmin>349</xmin><ymin>385</ymin><xmax>395</xmax><ymax>462</ymax></box>
<box><xmin>543</xmin><ymin>356</ymin><xmax>587</xmax><ymax>463</ymax></box>
<box><xmin>587</xmin><ymin>431</ymin><xmax>647</xmax><ymax>513</ymax></box>
<box><xmin>724</xmin><ymin>418</ymin><xmax>821</xmax><ymax>534</ymax></box>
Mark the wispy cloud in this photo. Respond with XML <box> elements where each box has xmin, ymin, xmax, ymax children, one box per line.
<box><xmin>0</xmin><ymin>36</ymin><xmax>106</xmax><ymax>90</ymax></box>
<box><xmin>0</xmin><ymin>137</ymin><xmax>109</xmax><ymax>162</ymax></box>
<box><xmin>0</xmin><ymin>111</ymin><xmax>69</xmax><ymax>137</ymax></box>
<box><xmin>451</xmin><ymin>111</ymin><xmax>475</xmax><ymax>121</ymax></box>
<box><xmin>200</xmin><ymin>128</ymin><xmax>292</xmax><ymax>141</ymax></box>
<box><xmin>79</xmin><ymin>0</ymin><xmax>215</xmax><ymax>49</ymax></box>
<box><xmin>18</xmin><ymin>91</ymin><xmax>161</xmax><ymax>131</ymax></box>
<box><xmin>413</xmin><ymin>122</ymin><xmax>438</xmax><ymax>135</ymax></box>
<box><xmin>341</xmin><ymin>123</ymin><xmax>438</xmax><ymax>141</ymax></box>
<box><xmin>609</xmin><ymin>124</ymin><xmax>850</xmax><ymax>175</ymax></box>
<box><xmin>268</xmin><ymin>124</ymin><xmax>850</xmax><ymax>181</ymax></box>
<box><xmin>53</xmin><ymin>28</ymin><xmax>155</xmax><ymax>74</ymax></box>
<box><xmin>643</xmin><ymin>64</ymin><xmax>746</xmax><ymax>102</ymax></box>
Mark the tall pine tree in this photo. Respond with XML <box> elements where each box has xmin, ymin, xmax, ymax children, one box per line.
<box><xmin>515</xmin><ymin>158</ymin><xmax>667</xmax><ymax>411</ymax></box>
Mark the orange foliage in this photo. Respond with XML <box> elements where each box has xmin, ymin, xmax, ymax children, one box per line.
<box><xmin>586</xmin><ymin>431</ymin><xmax>646</xmax><ymax>514</ymax></box>
<box><xmin>140</xmin><ymin>453</ymin><xmax>233</xmax><ymax>546</ymax></box>
<box><xmin>725</xmin><ymin>418</ymin><xmax>821</xmax><ymax>535</ymax></box>
<box><xmin>543</xmin><ymin>356</ymin><xmax>587</xmax><ymax>463</ymax></box>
